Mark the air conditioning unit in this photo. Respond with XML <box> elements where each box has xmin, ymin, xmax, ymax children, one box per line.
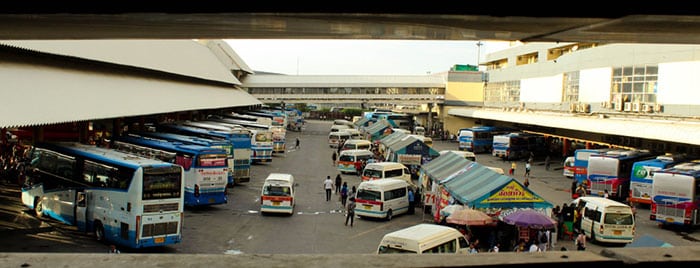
<box><xmin>581</xmin><ymin>103</ymin><xmax>590</xmax><ymax>113</ymax></box>
<box><xmin>642</xmin><ymin>104</ymin><xmax>653</xmax><ymax>113</ymax></box>
<box><xmin>654</xmin><ymin>104</ymin><xmax>664</xmax><ymax>112</ymax></box>
<box><xmin>623</xmin><ymin>102</ymin><xmax>632</xmax><ymax>111</ymax></box>
<box><xmin>632</xmin><ymin>102</ymin><xmax>641</xmax><ymax>112</ymax></box>
<box><xmin>569</xmin><ymin>103</ymin><xmax>577</xmax><ymax>113</ymax></box>
<box><xmin>614</xmin><ymin>99</ymin><xmax>623</xmax><ymax>111</ymax></box>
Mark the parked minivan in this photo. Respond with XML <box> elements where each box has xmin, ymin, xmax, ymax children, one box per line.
<box><xmin>377</xmin><ymin>223</ymin><xmax>470</xmax><ymax>254</ymax></box>
<box><xmin>341</xmin><ymin>139</ymin><xmax>372</xmax><ymax>151</ymax></box>
<box><xmin>330</xmin><ymin>124</ymin><xmax>351</xmax><ymax>134</ymax></box>
<box><xmin>337</xmin><ymin>149</ymin><xmax>374</xmax><ymax>174</ymax></box>
<box><xmin>355</xmin><ymin>178</ymin><xmax>410</xmax><ymax>220</ymax></box>
<box><xmin>570</xmin><ymin>196</ymin><xmax>635</xmax><ymax>244</ymax></box>
<box><xmin>328</xmin><ymin>131</ymin><xmax>352</xmax><ymax>148</ymax></box>
<box><xmin>260</xmin><ymin>173</ymin><xmax>296</xmax><ymax>215</ymax></box>
<box><xmin>563</xmin><ymin>156</ymin><xmax>575</xmax><ymax>178</ymax></box>
<box><xmin>361</xmin><ymin>162</ymin><xmax>414</xmax><ymax>188</ymax></box>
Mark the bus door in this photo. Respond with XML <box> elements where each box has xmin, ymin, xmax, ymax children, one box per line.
<box><xmin>75</xmin><ymin>191</ymin><xmax>88</xmax><ymax>231</ymax></box>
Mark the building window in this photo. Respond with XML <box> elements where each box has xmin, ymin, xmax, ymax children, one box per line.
<box><xmin>563</xmin><ymin>71</ymin><xmax>580</xmax><ymax>102</ymax></box>
<box><xmin>611</xmin><ymin>65</ymin><xmax>658</xmax><ymax>105</ymax></box>
<box><xmin>485</xmin><ymin>81</ymin><xmax>520</xmax><ymax>102</ymax></box>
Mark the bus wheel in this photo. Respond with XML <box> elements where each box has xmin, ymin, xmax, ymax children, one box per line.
<box><xmin>95</xmin><ymin>222</ymin><xmax>105</xmax><ymax>242</ymax></box>
<box><xmin>386</xmin><ymin>210</ymin><xmax>393</xmax><ymax>221</ymax></box>
<box><xmin>34</xmin><ymin>198</ymin><xmax>44</xmax><ymax>218</ymax></box>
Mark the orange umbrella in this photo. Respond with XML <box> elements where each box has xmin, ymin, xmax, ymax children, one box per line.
<box><xmin>446</xmin><ymin>208</ymin><xmax>494</xmax><ymax>226</ymax></box>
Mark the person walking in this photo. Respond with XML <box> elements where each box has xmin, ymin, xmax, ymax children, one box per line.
<box><xmin>331</xmin><ymin>151</ymin><xmax>337</xmax><ymax>166</ymax></box>
<box><xmin>407</xmin><ymin>188</ymin><xmax>415</xmax><ymax>214</ymax></box>
<box><xmin>335</xmin><ymin>174</ymin><xmax>342</xmax><ymax>194</ymax></box>
<box><xmin>509</xmin><ymin>161</ymin><xmax>517</xmax><ymax>176</ymax></box>
<box><xmin>345</xmin><ymin>197</ymin><xmax>356</xmax><ymax>227</ymax></box>
<box><xmin>544</xmin><ymin>155</ymin><xmax>551</xmax><ymax>170</ymax></box>
<box><xmin>524</xmin><ymin>161</ymin><xmax>531</xmax><ymax>178</ymax></box>
<box><xmin>295</xmin><ymin>137</ymin><xmax>300</xmax><ymax>149</ymax></box>
<box><xmin>340</xmin><ymin>182</ymin><xmax>348</xmax><ymax>206</ymax></box>
<box><xmin>323</xmin><ymin>176</ymin><xmax>334</xmax><ymax>202</ymax></box>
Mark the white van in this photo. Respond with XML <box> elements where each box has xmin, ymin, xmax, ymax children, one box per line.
<box><xmin>570</xmin><ymin>196</ymin><xmax>635</xmax><ymax>244</ymax></box>
<box><xmin>337</xmin><ymin>149</ymin><xmax>374</xmax><ymax>174</ymax></box>
<box><xmin>413</xmin><ymin>126</ymin><xmax>426</xmax><ymax>136</ymax></box>
<box><xmin>333</xmin><ymin>119</ymin><xmax>355</xmax><ymax>129</ymax></box>
<box><xmin>377</xmin><ymin>223</ymin><xmax>470</xmax><ymax>254</ymax></box>
<box><xmin>563</xmin><ymin>156</ymin><xmax>575</xmax><ymax>178</ymax></box>
<box><xmin>341</xmin><ymin>139</ymin><xmax>372</xmax><ymax>151</ymax></box>
<box><xmin>330</xmin><ymin>124</ymin><xmax>351</xmax><ymax>133</ymax></box>
<box><xmin>343</xmin><ymin>128</ymin><xmax>363</xmax><ymax>140</ymax></box>
<box><xmin>355</xmin><ymin>178</ymin><xmax>410</xmax><ymax>220</ymax></box>
<box><xmin>361</xmin><ymin>162</ymin><xmax>414</xmax><ymax>188</ymax></box>
<box><xmin>328</xmin><ymin>131</ymin><xmax>352</xmax><ymax>148</ymax></box>
<box><xmin>260</xmin><ymin>173</ymin><xmax>296</xmax><ymax>215</ymax></box>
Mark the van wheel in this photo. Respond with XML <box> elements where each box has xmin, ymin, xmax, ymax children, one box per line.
<box><xmin>34</xmin><ymin>197</ymin><xmax>44</xmax><ymax>218</ymax></box>
<box><xmin>386</xmin><ymin>210</ymin><xmax>393</xmax><ymax>221</ymax></box>
<box><xmin>95</xmin><ymin>222</ymin><xmax>105</xmax><ymax>243</ymax></box>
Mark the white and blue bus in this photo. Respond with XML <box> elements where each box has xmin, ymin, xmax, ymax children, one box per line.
<box><xmin>651</xmin><ymin>160</ymin><xmax>700</xmax><ymax>228</ymax></box>
<box><xmin>131</xmin><ymin>131</ymin><xmax>238</xmax><ymax>186</ymax></box>
<box><xmin>155</xmin><ymin>123</ymin><xmax>252</xmax><ymax>184</ymax></box>
<box><xmin>185</xmin><ymin>120</ymin><xmax>274</xmax><ymax>163</ymax></box>
<box><xmin>111</xmin><ymin>135</ymin><xmax>229</xmax><ymax>207</ymax></box>
<box><xmin>209</xmin><ymin>115</ymin><xmax>287</xmax><ymax>155</ymax></box>
<box><xmin>492</xmin><ymin>132</ymin><xmax>546</xmax><ymax>160</ymax></box>
<box><xmin>457</xmin><ymin>126</ymin><xmax>511</xmax><ymax>153</ymax></box>
<box><xmin>21</xmin><ymin>142</ymin><xmax>185</xmax><ymax>249</ymax></box>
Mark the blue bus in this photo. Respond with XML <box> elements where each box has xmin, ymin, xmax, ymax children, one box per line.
<box><xmin>111</xmin><ymin>134</ymin><xmax>230</xmax><ymax>207</ymax></box>
<box><xmin>211</xmin><ymin>114</ymin><xmax>287</xmax><ymax>154</ymax></box>
<box><xmin>573</xmin><ymin>148</ymin><xmax>613</xmax><ymax>185</ymax></box>
<box><xmin>457</xmin><ymin>126</ymin><xmax>511</xmax><ymax>153</ymax></box>
<box><xmin>629</xmin><ymin>154</ymin><xmax>687</xmax><ymax>206</ymax></box>
<box><xmin>130</xmin><ymin>131</ymin><xmax>242</xmax><ymax>185</ymax></box>
<box><xmin>155</xmin><ymin>123</ymin><xmax>253</xmax><ymax>181</ymax></box>
<box><xmin>21</xmin><ymin>142</ymin><xmax>185</xmax><ymax>249</ymax></box>
<box><xmin>491</xmin><ymin>132</ymin><xmax>546</xmax><ymax>160</ymax></box>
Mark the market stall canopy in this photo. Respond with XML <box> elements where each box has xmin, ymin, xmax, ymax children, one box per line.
<box><xmin>364</xmin><ymin>119</ymin><xmax>393</xmax><ymax>142</ymax></box>
<box><xmin>440</xmin><ymin>162</ymin><xmax>553</xmax><ymax>210</ymax></box>
<box><xmin>386</xmin><ymin>134</ymin><xmax>440</xmax><ymax>165</ymax></box>
<box><xmin>446</xmin><ymin>207</ymin><xmax>495</xmax><ymax>226</ymax></box>
<box><xmin>420</xmin><ymin>151</ymin><xmax>472</xmax><ymax>188</ymax></box>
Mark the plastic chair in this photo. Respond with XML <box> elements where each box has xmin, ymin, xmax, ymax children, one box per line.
<box><xmin>562</xmin><ymin>222</ymin><xmax>575</xmax><ymax>240</ymax></box>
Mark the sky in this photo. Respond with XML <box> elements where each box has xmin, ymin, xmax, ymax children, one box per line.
<box><xmin>225</xmin><ymin>39</ymin><xmax>512</xmax><ymax>75</ymax></box>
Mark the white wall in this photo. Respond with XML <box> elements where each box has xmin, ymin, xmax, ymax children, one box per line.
<box><xmin>657</xmin><ymin>61</ymin><xmax>700</xmax><ymax>104</ymax></box>
<box><xmin>520</xmin><ymin>75</ymin><xmax>563</xmax><ymax>102</ymax></box>
<box><xmin>579</xmin><ymin>68</ymin><xmax>612</xmax><ymax>103</ymax></box>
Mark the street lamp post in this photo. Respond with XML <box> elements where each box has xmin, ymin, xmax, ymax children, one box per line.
<box><xmin>476</xmin><ymin>41</ymin><xmax>483</xmax><ymax>70</ymax></box>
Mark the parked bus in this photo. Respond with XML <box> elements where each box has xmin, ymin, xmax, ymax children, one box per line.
<box><xmin>111</xmin><ymin>134</ymin><xmax>229</xmax><ymax>207</ymax></box>
<box><xmin>21</xmin><ymin>142</ymin><xmax>184</xmax><ymax>249</ymax></box>
<box><xmin>180</xmin><ymin>120</ymin><xmax>273</xmax><ymax>163</ymax></box>
<box><xmin>570</xmin><ymin>196</ymin><xmax>636</xmax><ymax>244</ymax></box>
<box><xmin>629</xmin><ymin>154</ymin><xmax>687</xmax><ymax>206</ymax></box>
<box><xmin>154</xmin><ymin>123</ymin><xmax>252</xmax><ymax>184</ymax></box>
<box><xmin>573</xmin><ymin>148</ymin><xmax>613</xmax><ymax>185</ymax></box>
<box><xmin>492</xmin><ymin>132</ymin><xmax>546</xmax><ymax>160</ymax></box>
<box><xmin>456</xmin><ymin>126</ymin><xmax>510</xmax><ymax>153</ymax></box>
<box><xmin>376</xmin><ymin>113</ymin><xmax>413</xmax><ymax>129</ymax></box>
<box><xmin>650</xmin><ymin>160</ymin><xmax>700</xmax><ymax>228</ymax></box>
<box><xmin>131</xmin><ymin>131</ymin><xmax>237</xmax><ymax>186</ymax></box>
<box><xmin>586</xmin><ymin>149</ymin><xmax>655</xmax><ymax>201</ymax></box>
<box><xmin>213</xmin><ymin>114</ymin><xmax>287</xmax><ymax>154</ymax></box>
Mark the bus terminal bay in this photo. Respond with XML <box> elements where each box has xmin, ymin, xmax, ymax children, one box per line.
<box><xmin>1</xmin><ymin>120</ymin><xmax>700</xmax><ymax>266</ymax></box>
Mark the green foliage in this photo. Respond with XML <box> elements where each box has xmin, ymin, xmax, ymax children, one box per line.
<box><xmin>342</xmin><ymin>108</ymin><xmax>363</xmax><ymax>117</ymax></box>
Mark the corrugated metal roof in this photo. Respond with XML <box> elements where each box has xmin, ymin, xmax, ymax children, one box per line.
<box><xmin>0</xmin><ymin>39</ymin><xmax>241</xmax><ymax>85</ymax></box>
<box><xmin>0</xmin><ymin>58</ymin><xmax>261</xmax><ymax>129</ymax></box>
<box><xmin>241</xmin><ymin>74</ymin><xmax>446</xmax><ymax>88</ymax></box>
<box><xmin>449</xmin><ymin>108</ymin><xmax>700</xmax><ymax>146</ymax></box>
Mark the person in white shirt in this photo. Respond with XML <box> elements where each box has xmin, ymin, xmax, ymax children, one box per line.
<box><xmin>323</xmin><ymin>176</ymin><xmax>334</xmax><ymax>201</ymax></box>
<box><xmin>529</xmin><ymin>243</ymin><xmax>540</xmax><ymax>252</ymax></box>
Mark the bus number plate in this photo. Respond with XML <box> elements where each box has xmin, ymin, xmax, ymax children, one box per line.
<box><xmin>364</xmin><ymin>205</ymin><xmax>372</xmax><ymax>210</ymax></box>
<box><xmin>613</xmin><ymin>230</ymin><xmax>621</xmax><ymax>235</ymax></box>
<box><xmin>273</xmin><ymin>201</ymin><xmax>280</xmax><ymax>206</ymax></box>
<box><xmin>155</xmin><ymin>237</ymin><xmax>165</xmax><ymax>243</ymax></box>
<box><xmin>666</xmin><ymin>218</ymin><xmax>674</xmax><ymax>223</ymax></box>
<box><xmin>209</xmin><ymin>198</ymin><xmax>216</xmax><ymax>203</ymax></box>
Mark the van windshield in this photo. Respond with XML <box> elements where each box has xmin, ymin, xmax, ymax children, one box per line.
<box><xmin>339</xmin><ymin>155</ymin><xmax>355</xmax><ymax>162</ymax></box>
<box><xmin>263</xmin><ymin>185</ymin><xmax>291</xmax><ymax>196</ymax></box>
<box><xmin>363</xmin><ymin>169</ymin><xmax>382</xmax><ymax>178</ymax></box>
<box><xmin>357</xmin><ymin>189</ymin><xmax>381</xmax><ymax>201</ymax></box>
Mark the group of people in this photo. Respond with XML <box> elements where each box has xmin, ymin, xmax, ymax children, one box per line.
<box><xmin>322</xmin><ymin>174</ymin><xmax>357</xmax><ymax>227</ymax></box>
